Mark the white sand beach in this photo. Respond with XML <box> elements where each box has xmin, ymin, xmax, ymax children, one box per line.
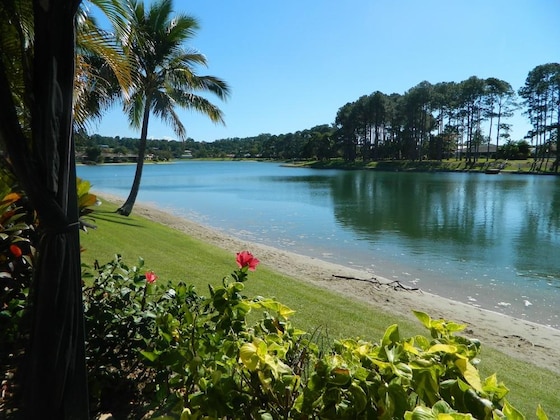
<box><xmin>101</xmin><ymin>194</ymin><xmax>560</xmax><ymax>375</ymax></box>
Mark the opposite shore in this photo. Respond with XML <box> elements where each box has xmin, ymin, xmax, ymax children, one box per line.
<box><xmin>99</xmin><ymin>193</ymin><xmax>560</xmax><ymax>375</ymax></box>
<box><xmin>80</xmin><ymin>157</ymin><xmax>560</xmax><ymax>175</ymax></box>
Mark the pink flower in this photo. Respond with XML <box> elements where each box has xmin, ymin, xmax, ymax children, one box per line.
<box><xmin>145</xmin><ymin>270</ymin><xmax>158</xmax><ymax>284</ymax></box>
<box><xmin>236</xmin><ymin>251</ymin><xmax>260</xmax><ymax>271</ymax></box>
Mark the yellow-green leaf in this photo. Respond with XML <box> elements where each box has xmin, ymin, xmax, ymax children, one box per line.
<box><xmin>427</xmin><ymin>344</ymin><xmax>458</xmax><ymax>354</ymax></box>
<box><xmin>382</xmin><ymin>324</ymin><xmax>400</xmax><ymax>346</ymax></box>
<box><xmin>455</xmin><ymin>359</ymin><xmax>482</xmax><ymax>392</ymax></box>
<box><xmin>239</xmin><ymin>342</ymin><xmax>259</xmax><ymax>370</ymax></box>
<box><xmin>503</xmin><ymin>400</ymin><xmax>525</xmax><ymax>420</ymax></box>
<box><xmin>536</xmin><ymin>404</ymin><xmax>549</xmax><ymax>420</ymax></box>
<box><xmin>414</xmin><ymin>311</ymin><xmax>432</xmax><ymax>329</ymax></box>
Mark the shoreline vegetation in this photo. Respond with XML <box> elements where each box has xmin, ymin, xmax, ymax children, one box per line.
<box><xmin>293</xmin><ymin>158</ymin><xmax>553</xmax><ymax>173</ymax></box>
<box><xmin>80</xmin><ymin>157</ymin><xmax>560</xmax><ymax>175</ymax></box>
<box><xmin>82</xmin><ymin>194</ymin><xmax>560</xmax><ymax>416</ymax></box>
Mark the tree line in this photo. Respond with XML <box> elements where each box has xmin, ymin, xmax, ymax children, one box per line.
<box><xmin>85</xmin><ymin>63</ymin><xmax>560</xmax><ymax>168</ymax></box>
<box><xmin>335</xmin><ymin>65</ymin><xmax>559</xmax><ymax>168</ymax></box>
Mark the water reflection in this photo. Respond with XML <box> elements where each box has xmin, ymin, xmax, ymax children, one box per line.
<box><xmin>327</xmin><ymin>171</ymin><xmax>560</xmax><ymax>287</ymax></box>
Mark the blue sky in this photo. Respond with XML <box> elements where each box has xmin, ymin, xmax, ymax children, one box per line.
<box><xmin>93</xmin><ymin>0</ymin><xmax>560</xmax><ymax>143</ymax></box>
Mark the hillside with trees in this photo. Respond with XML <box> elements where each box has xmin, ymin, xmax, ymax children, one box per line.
<box><xmin>83</xmin><ymin>63</ymin><xmax>560</xmax><ymax>171</ymax></box>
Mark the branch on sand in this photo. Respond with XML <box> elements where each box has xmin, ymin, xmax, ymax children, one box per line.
<box><xmin>332</xmin><ymin>274</ymin><xmax>422</xmax><ymax>293</ymax></box>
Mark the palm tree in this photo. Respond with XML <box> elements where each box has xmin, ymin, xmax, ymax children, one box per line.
<box><xmin>0</xmin><ymin>1</ymin><xmax>134</xmax><ymax>415</ymax></box>
<box><xmin>1</xmin><ymin>0</ymin><xmax>88</xmax><ymax>416</ymax></box>
<box><xmin>116</xmin><ymin>0</ymin><xmax>230</xmax><ymax>216</ymax></box>
<box><xmin>74</xmin><ymin>0</ymin><xmax>135</xmax><ymax>129</ymax></box>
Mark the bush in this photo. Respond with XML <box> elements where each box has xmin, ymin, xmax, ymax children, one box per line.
<box><xmin>0</xmin><ymin>169</ymin><xmax>37</xmax><ymax>410</ymax></box>
<box><xmin>0</xmin><ymin>169</ymin><xmax>97</xmax><ymax>412</ymax></box>
<box><xmin>83</xmin><ymin>253</ymin><xmax>548</xmax><ymax>420</ymax></box>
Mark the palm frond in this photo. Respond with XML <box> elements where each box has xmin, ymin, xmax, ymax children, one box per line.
<box><xmin>124</xmin><ymin>91</ymin><xmax>146</xmax><ymax>128</ymax></box>
<box><xmin>151</xmin><ymin>89</ymin><xmax>186</xmax><ymax>139</ymax></box>
<box><xmin>86</xmin><ymin>0</ymin><xmax>133</xmax><ymax>38</ymax></box>
<box><xmin>168</xmin><ymin>88</ymin><xmax>226</xmax><ymax>124</ymax></box>
<box><xmin>77</xmin><ymin>9</ymin><xmax>134</xmax><ymax>96</ymax></box>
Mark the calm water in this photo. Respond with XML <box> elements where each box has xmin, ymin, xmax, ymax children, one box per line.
<box><xmin>78</xmin><ymin>161</ymin><xmax>560</xmax><ymax>328</ymax></box>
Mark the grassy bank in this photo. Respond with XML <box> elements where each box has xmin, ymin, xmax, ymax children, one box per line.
<box><xmin>290</xmin><ymin>157</ymin><xmax>559</xmax><ymax>174</ymax></box>
<box><xmin>80</xmin><ymin>199</ymin><xmax>560</xmax><ymax>416</ymax></box>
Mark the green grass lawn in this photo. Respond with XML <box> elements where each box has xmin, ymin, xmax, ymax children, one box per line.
<box><xmin>297</xmin><ymin>157</ymin><xmax>558</xmax><ymax>174</ymax></box>
<box><xmin>80</xmin><ymin>199</ymin><xmax>560</xmax><ymax>417</ymax></box>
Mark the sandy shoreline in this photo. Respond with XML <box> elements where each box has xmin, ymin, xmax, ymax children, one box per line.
<box><xmin>100</xmin><ymin>193</ymin><xmax>560</xmax><ymax>374</ymax></box>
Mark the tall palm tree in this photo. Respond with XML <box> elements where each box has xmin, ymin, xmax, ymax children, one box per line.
<box><xmin>1</xmin><ymin>0</ymin><xmax>88</xmax><ymax>416</ymax></box>
<box><xmin>74</xmin><ymin>0</ymin><xmax>135</xmax><ymax>129</ymax></box>
<box><xmin>116</xmin><ymin>0</ymin><xmax>230</xmax><ymax>216</ymax></box>
<box><xmin>0</xmin><ymin>0</ymin><xmax>134</xmax><ymax>415</ymax></box>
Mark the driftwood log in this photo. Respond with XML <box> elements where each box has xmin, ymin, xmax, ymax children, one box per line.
<box><xmin>332</xmin><ymin>274</ymin><xmax>422</xmax><ymax>292</ymax></box>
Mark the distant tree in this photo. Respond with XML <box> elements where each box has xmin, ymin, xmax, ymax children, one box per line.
<box><xmin>400</xmin><ymin>81</ymin><xmax>434</xmax><ymax>160</ymax></box>
<box><xmin>113</xmin><ymin>145</ymin><xmax>128</xmax><ymax>155</ymax></box>
<box><xmin>335</xmin><ymin>102</ymin><xmax>359</xmax><ymax>162</ymax></box>
<box><xmin>498</xmin><ymin>140</ymin><xmax>530</xmax><ymax>160</ymax></box>
<box><xmin>457</xmin><ymin>76</ymin><xmax>486</xmax><ymax>163</ymax></box>
<box><xmin>519</xmin><ymin>63</ymin><xmax>560</xmax><ymax>171</ymax></box>
<box><xmin>366</xmin><ymin>91</ymin><xmax>389</xmax><ymax>160</ymax></box>
<box><xmin>483</xmin><ymin>77</ymin><xmax>517</xmax><ymax>160</ymax></box>
<box><xmin>116</xmin><ymin>0</ymin><xmax>229</xmax><ymax>215</ymax></box>
<box><xmin>85</xmin><ymin>146</ymin><xmax>103</xmax><ymax>162</ymax></box>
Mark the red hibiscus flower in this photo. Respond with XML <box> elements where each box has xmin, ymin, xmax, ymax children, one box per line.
<box><xmin>236</xmin><ymin>251</ymin><xmax>260</xmax><ymax>271</ymax></box>
<box><xmin>10</xmin><ymin>244</ymin><xmax>22</xmax><ymax>258</ymax></box>
<box><xmin>145</xmin><ymin>270</ymin><xmax>158</xmax><ymax>284</ymax></box>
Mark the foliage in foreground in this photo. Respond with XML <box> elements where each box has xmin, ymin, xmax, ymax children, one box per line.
<box><xmin>0</xmin><ymin>172</ymin><xmax>97</xmax><ymax>412</ymax></box>
<box><xmin>83</xmin><ymin>254</ymin><xmax>548</xmax><ymax>419</ymax></box>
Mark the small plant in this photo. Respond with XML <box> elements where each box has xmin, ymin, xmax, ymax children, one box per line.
<box><xmin>83</xmin><ymin>252</ymin><xmax>548</xmax><ymax>419</ymax></box>
<box><xmin>0</xmin><ymin>169</ymin><xmax>37</xmax><ymax>410</ymax></box>
<box><xmin>83</xmin><ymin>255</ymin><xmax>164</xmax><ymax>417</ymax></box>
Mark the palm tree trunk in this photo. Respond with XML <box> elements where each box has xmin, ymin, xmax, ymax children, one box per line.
<box><xmin>0</xmin><ymin>0</ymin><xmax>89</xmax><ymax>417</ymax></box>
<box><xmin>117</xmin><ymin>98</ymin><xmax>151</xmax><ymax>216</ymax></box>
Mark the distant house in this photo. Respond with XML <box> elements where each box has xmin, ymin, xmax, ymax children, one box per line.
<box><xmin>455</xmin><ymin>144</ymin><xmax>498</xmax><ymax>158</ymax></box>
<box><xmin>180</xmin><ymin>150</ymin><xmax>193</xmax><ymax>158</ymax></box>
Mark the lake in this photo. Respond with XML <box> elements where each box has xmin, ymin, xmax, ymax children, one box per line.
<box><xmin>77</xmin><ymin>161</ymin><xmax>560</xmax><ymax>328</ymax></box>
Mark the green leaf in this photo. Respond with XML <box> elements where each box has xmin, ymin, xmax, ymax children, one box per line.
<box><xmin>414</xmin><ymin>311</ymin><xmax>432</xmax><ymax>329</ymax></box>
<box><xmin>455</xmin><ymin>358</ymin><xmax>482</xmax><ymax>392</ymax></box>
<box><xmin>502</xmin><ymin>400</ymin><xmax>526</xmax><ymax>420</ymax></box>
<box><xmin>180</xmin><ymin>408</ymin><xmax>192</xmax><ymax>420</ymax></box>
<box><xmin>482</xmin><ymin>374</ymin><xmax>509</xmax><ymax>400</ymax></box>
<box><xmin>414</xmin><ymin>368</ymin><xmax>440</xmax><ymax>406</ymax></box>
<box><xmin>328</xmin><ymin>367</ymin><xmax>351</xmax><ymax>386</ymax></box>
<box><xmin>239</xmin><ymin>342</ymin><xmax>259</xmax><ymax>370</ymax></box>
<box><xmin>405</xmin><ymin>406</ymin><xmax>437</xmax><ymax>420</ymax></box>
<box><xmin>348</xmin><ymin>382</ymin><xmax>368</xmax><ymax>413</ymax></box>
<box><xmin>427</xmin><ymin>344</ymin><xmax>458</xmax><ymax>354</ymax></box>
<box><xmin>432</xmin><ymin>400</ymin><xmax>454</xmax><ymax>414</ymax></box>
<box><xmin>382</xmin><ymin>324</ymin><xmax>400</xmax><ymax>346</ymax></box>
<box><xmin>256</xmin><ymin>298</ymin><xmax>296</xmax><ymax>319</ymax></box>
<box><xmin>536</xmin><ymin>404</ymin><xmax>549</xmax><ymax>420</ymax></box>
<box><xmin>140</xmin><ymin>350</ymin><xmax>160</xmax><ymax>362</ymax></box>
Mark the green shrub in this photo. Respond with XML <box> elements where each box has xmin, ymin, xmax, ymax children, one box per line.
<box><xmin>83</xmin><ymin>253</ymin><xmax>548</xmax><ymax>420</ymax></box>
<box><xmin>0</xmin><ymin>168</ymin><xmax>37</xmax><ymax>412</ymax></box>
<box><xmin>0</xmin><ymin>168</ymin><xmax>97</xmax><ymax>411</ymax></box>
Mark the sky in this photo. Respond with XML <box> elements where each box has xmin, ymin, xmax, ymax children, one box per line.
<box><xmin>92</xmin><ymin>0</ymin><xmax>560</xmax><ymax>143</ymax></box>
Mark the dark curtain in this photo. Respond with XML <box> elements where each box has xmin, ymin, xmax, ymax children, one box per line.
<box><xmin>0</xmin><ymin>0</ymin><xmax>88</xmax><ymax>418</ymax></box>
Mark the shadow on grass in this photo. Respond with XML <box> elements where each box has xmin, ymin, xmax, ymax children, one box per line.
<box><xmin>90</xmin><ymin>211</ymin><xmax>145</xmax><ymax>227</ymax></box>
